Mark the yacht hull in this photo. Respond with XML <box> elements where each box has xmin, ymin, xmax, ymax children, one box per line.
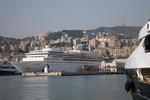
<box><xmin>0</xmin><ymin>64</ymin><xmax>19</xmax><ymax>76</ymax></box>
<box><xmin>125</xmin><ymin>69</ymin><xmax>150</xmax><ymax>100</ymax></box>
<box><xmin>0</xmin><ymin>70</ymin><xmax>16</xmax><ymax>76</ymax></box>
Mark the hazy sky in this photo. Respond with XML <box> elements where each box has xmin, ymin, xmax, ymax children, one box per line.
<box><xmin>0</xmin><ymin>0</ymin><xmax>150</xmax><ymax>38</ymax></box>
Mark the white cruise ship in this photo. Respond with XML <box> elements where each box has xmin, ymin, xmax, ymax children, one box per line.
<box><xmin>12</xmin><ymin>44</ymin><xmax>104</xmax><ymax>73</ymax></box>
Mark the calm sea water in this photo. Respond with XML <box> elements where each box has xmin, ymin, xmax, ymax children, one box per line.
<box><xmin>0</xmin><ymin>75</ymin><xmax>132</xmax><ymax>100</ymax></box>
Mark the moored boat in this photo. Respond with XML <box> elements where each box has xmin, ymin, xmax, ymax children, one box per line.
<box><xmin>125</xmin><ymin>20</ymin><xmax>150</xmax><ymax>100</ymax></box>
<box><xmin>12</xmin><ymin>43</ymin><xmax>104</xmax><ymax>73</ymax></box>
<box><xmin>0</xmin><ymin>59</ymin><xmax>19</xmax><ymax>76</ymax></box>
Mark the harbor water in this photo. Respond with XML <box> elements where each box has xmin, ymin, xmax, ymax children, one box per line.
<box><xmin>0</xmin><ymin>75</ymin><xmax>132</xmax><ymax>100</ymax></box>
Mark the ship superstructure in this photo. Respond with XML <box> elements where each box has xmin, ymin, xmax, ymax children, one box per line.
<box><xmin>12</xmin><ymin>44</ymin><xmax>104</xmax><ymax>73</ymax></box>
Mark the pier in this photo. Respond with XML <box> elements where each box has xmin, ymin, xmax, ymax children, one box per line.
<box><xmin>21</xmin><ymin>71</ymin><xmax>124</xmax><ymax>77</ymax></box>
<box><xmin>22</xmin><ymin>72</ymin><xmax>62</xmax><ymax>77</ymax></box>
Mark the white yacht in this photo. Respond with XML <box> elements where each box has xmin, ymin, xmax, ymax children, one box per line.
<box><xmin>12</xmin><ymin>44</ymin><xmax>104</xmax><ymax>73</ymax></box>
<box><xmin>125</xmin><ymin>20</ymin><xmax>150</xmax><ymax>100</ymax></box>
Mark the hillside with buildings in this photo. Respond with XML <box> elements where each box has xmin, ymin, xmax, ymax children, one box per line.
<box><xmin>0</xmin><ymin>26</ymin><xmax>140</xmax><ymax>61</ymax></box>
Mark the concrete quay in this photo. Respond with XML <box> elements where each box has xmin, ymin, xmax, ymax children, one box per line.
<box><xmin>21</xmin><ymin>71</ymin><xmax>124</xmax><ymax>77</ymax></box>
<box><xmin>22</xmin><ymin>72</ymin><xmax>62</xmax><ymax>77</ymax></box>
<box><xmin>62</xmin><ymin>72</ymin><xmax>124</xmax><ymax>76</ymax></box>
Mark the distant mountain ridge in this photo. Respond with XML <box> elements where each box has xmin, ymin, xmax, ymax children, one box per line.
<box><xmin>0</xmin><ymin>26</ymin><xmax>141</xmax><ymax>41</ymax></box>
<box><xmin>89</xmin><ymin>26</ymin><xmax>141</xmax><ymax>38</ymax></box>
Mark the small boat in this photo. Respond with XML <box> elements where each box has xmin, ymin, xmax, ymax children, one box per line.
<box><xmin>0</xmin><ymin>59</ymin><xmax>19</xmax><ymax>76</ymax></box>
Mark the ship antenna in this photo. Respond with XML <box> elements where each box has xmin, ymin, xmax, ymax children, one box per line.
<box><xmin>122</xmin><ymin>18</ymin><xmax>126</xmax><ymax>26</ymax></box>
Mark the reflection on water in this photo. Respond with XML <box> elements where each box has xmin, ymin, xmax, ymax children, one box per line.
<box><xmin>0</xmin><ymin>75</ymin><xmax>132</xmax><ymax>100</ymax></box>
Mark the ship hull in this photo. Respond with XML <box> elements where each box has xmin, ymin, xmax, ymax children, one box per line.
<box><xmin>11</xmin><ymin>61</ymin><xmax>45</xmax><ymax>73</ymax></box>
<box><xmin>0</xmin><ymin>70</ymin><xmax>16</xmax><ymax>76</ymax></box>
<box><xmin>125</xmin><ymin>69</ymin><xmax>150</xmax><ymax>100</ymax></box>
<box><xmin>0</xmin><ymin>64</ymin><xmax>19</xmax><ymax>76</ymax></box>
<box><xmin>11</xmin><ymin>61</ymin><xmax>100</xmax><ymax>73</ymax></box>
